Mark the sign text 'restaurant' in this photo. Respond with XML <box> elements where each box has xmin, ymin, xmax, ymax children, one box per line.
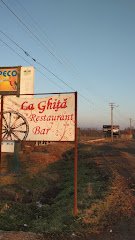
<box><xmin>3</xmin><ymin>93</ymin><xmax>75</xmax><ymax>141</ymax></box>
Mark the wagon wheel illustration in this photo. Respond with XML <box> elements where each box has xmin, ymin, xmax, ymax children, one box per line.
<box><xmin>2</xmin><ymin>110</ymin><xmax>29</xmax><ymax>141</ymax></box>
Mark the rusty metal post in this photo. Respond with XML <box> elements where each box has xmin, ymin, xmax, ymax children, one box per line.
<box><xmin>74</xmin><ymin>91</ymin><xmax>78</xmax><ymax>216</ymax></box>
<box><xmin>0</xmin><ymin>95</ymin><xmax>3</xmax><ymax>173</ymax></box>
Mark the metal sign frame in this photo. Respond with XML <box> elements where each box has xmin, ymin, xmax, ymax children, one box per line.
<box><xmin>0</xmin><ymin>91</ymin><xmax>78</xmax><ymax>216</ymax></box>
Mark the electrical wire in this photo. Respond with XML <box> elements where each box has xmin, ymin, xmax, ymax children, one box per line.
<box><xmin>14</xmin><ymin>0</ymin><xmax>84</xmax><ymax>80</ymax></box>
<box><xmin>0</xmin><ymin>32</ymin><xmax>114</xmax><ymax>126</ymax></box>
<box><xmin>0</xmin><ymin>0</ymin><xmax>123</xmax><ymax>129</ymax></box>
<box><xmin>1</xmin><ymin>0</ymin><xmax>131</xmax><ymax>126</ymax></box>
<box><xmin>0</xmin><ymin>30</ymin><xmax>93</xmax><ymax>105</ymax></box>
<box><xmin>0</xmin><ymin>0</ymin><xmax>95</xmax><ymax>106</ymax></box>
<box><xmin>114</xmin><ymin>108</ymin><xmax>129</xmax><ymax>129</ymax></box>
<box><xmin>13</xmin><ymin>0</ymin><xmax>56</xmax><ymax>51</ymax></box>
<box><xmin>0</xmin><ymin>37</ymin><xmax>66</xmax><ymax>91</ymax></box>
<box><xmin>0</xmin><ymin>0</ymin><xmax>64</xmax><ymax>65</ymax></box>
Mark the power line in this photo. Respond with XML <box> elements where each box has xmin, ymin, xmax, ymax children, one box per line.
<box><xmin>0</xmin><ymin>0</ymin><xmax>63</xmax><ymax>65</ymax></box>
<box><xmin>115</xmin><ymin>108</ymin><xmax>132</xmax><ymax>129</ymax></box>
<box><xmin>0</xmin><ymin>37</ymin><xmax>65</xmax><ymax>91</ymax></box>
<box><xmin>0</xmin><ymin>30</ymin><xmax>74</xmax><ymax>90</ymax></box>
<box><xmin>0</xmin><ymin>0</ymin><xmax>95</xmax><ymax>106</ymax></box>
<box><xmin>0</xmin><ymin>35</ymin><xmax>93</xmax><ymax>105</ymax></box>
<box><xmin>0</xmin><ymin>30</ymin><xmax>26</xmax><ymax>52</ymax></box>
<box><xmin>13</xmin><ymin>0</ymin><xmax>56</xmax><ymax>51</ymax></box>
<box><xmin>2</xmin><ymin>0</ymin><xmax>81</xmax><ymax>90</ymax></box>
<box><xmin>0</xmin><ymin>30</ymin><xmax>93</xmax><ymax>105</ymax></box>
<box><xmin>14</xmin><ymin>0</ymin><xmax>84</xmax><ymax>81</ymax></box>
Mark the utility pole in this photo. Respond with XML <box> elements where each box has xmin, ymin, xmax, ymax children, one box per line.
<box><xmin>109</xmin><ymin>103</ymin><xmax>118</xmax><ymax>142</ymax></box>
<box><xmin>129</xmin><ymin>118</ymin><xmax>135</xmax><ymax>135</ymax></box>
<box><xmin>129</xmin><ymin>118</ymin><xmax>132</xmax><ymax>135</ymax></box>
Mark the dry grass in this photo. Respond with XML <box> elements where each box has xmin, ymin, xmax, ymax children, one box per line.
<box><xmin>1</xmin><ymin>140</ymin><xmax>135</xmax><ymax>238</ymax></box>
<box><xmin>83</xmin><ymin>173</ymin><xmax>135</xmax><ymax>232</ymax></box>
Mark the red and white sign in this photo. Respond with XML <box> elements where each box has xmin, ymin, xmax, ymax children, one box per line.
<box><xmin>3</xmin><ymin>93</ymin><xmax>75</xmax><ymax>141</ymax></box>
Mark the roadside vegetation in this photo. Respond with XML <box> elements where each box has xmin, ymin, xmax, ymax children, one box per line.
<box><xmin>0</xmin><ymin>140</ymin><xmax>135</xmax><ymax>236</ymax></box>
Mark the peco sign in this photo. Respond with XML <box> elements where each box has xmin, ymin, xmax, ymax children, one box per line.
<box><xmin>0</xmin><ymin>70</ymin><xmax>18</xmax><ymax>77</ymax></box>
<box><xmin>0</xmin><ymin>66</ymin><xmax>21</xmax><ymax>94</ymax></box>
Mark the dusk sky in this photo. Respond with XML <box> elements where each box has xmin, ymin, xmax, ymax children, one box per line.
<box><xmin>0</xmin><ymin>0</ymin><xmax>135</xmax><ymax>129</ymax></box>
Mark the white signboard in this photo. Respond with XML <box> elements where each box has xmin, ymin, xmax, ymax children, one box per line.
<box><xmin>20</xmin><ymin>66</ymin><xmax>34</xmax><ymax>96</ymax></box>
<box><xmin>1</xmin><ymin>141</ymin><xmax>14</xmax><ymax>153</ymax></box>
<box><xmin>3</xmin><ymin>93</ymin><xmax>75</xmax><ymax>141</ymax></box>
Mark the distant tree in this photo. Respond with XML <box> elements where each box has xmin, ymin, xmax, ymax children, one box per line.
<box><xmin>80</xmin><ymin>128</ymin><xmax>103</xmax><ymax>138</ymax></box>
